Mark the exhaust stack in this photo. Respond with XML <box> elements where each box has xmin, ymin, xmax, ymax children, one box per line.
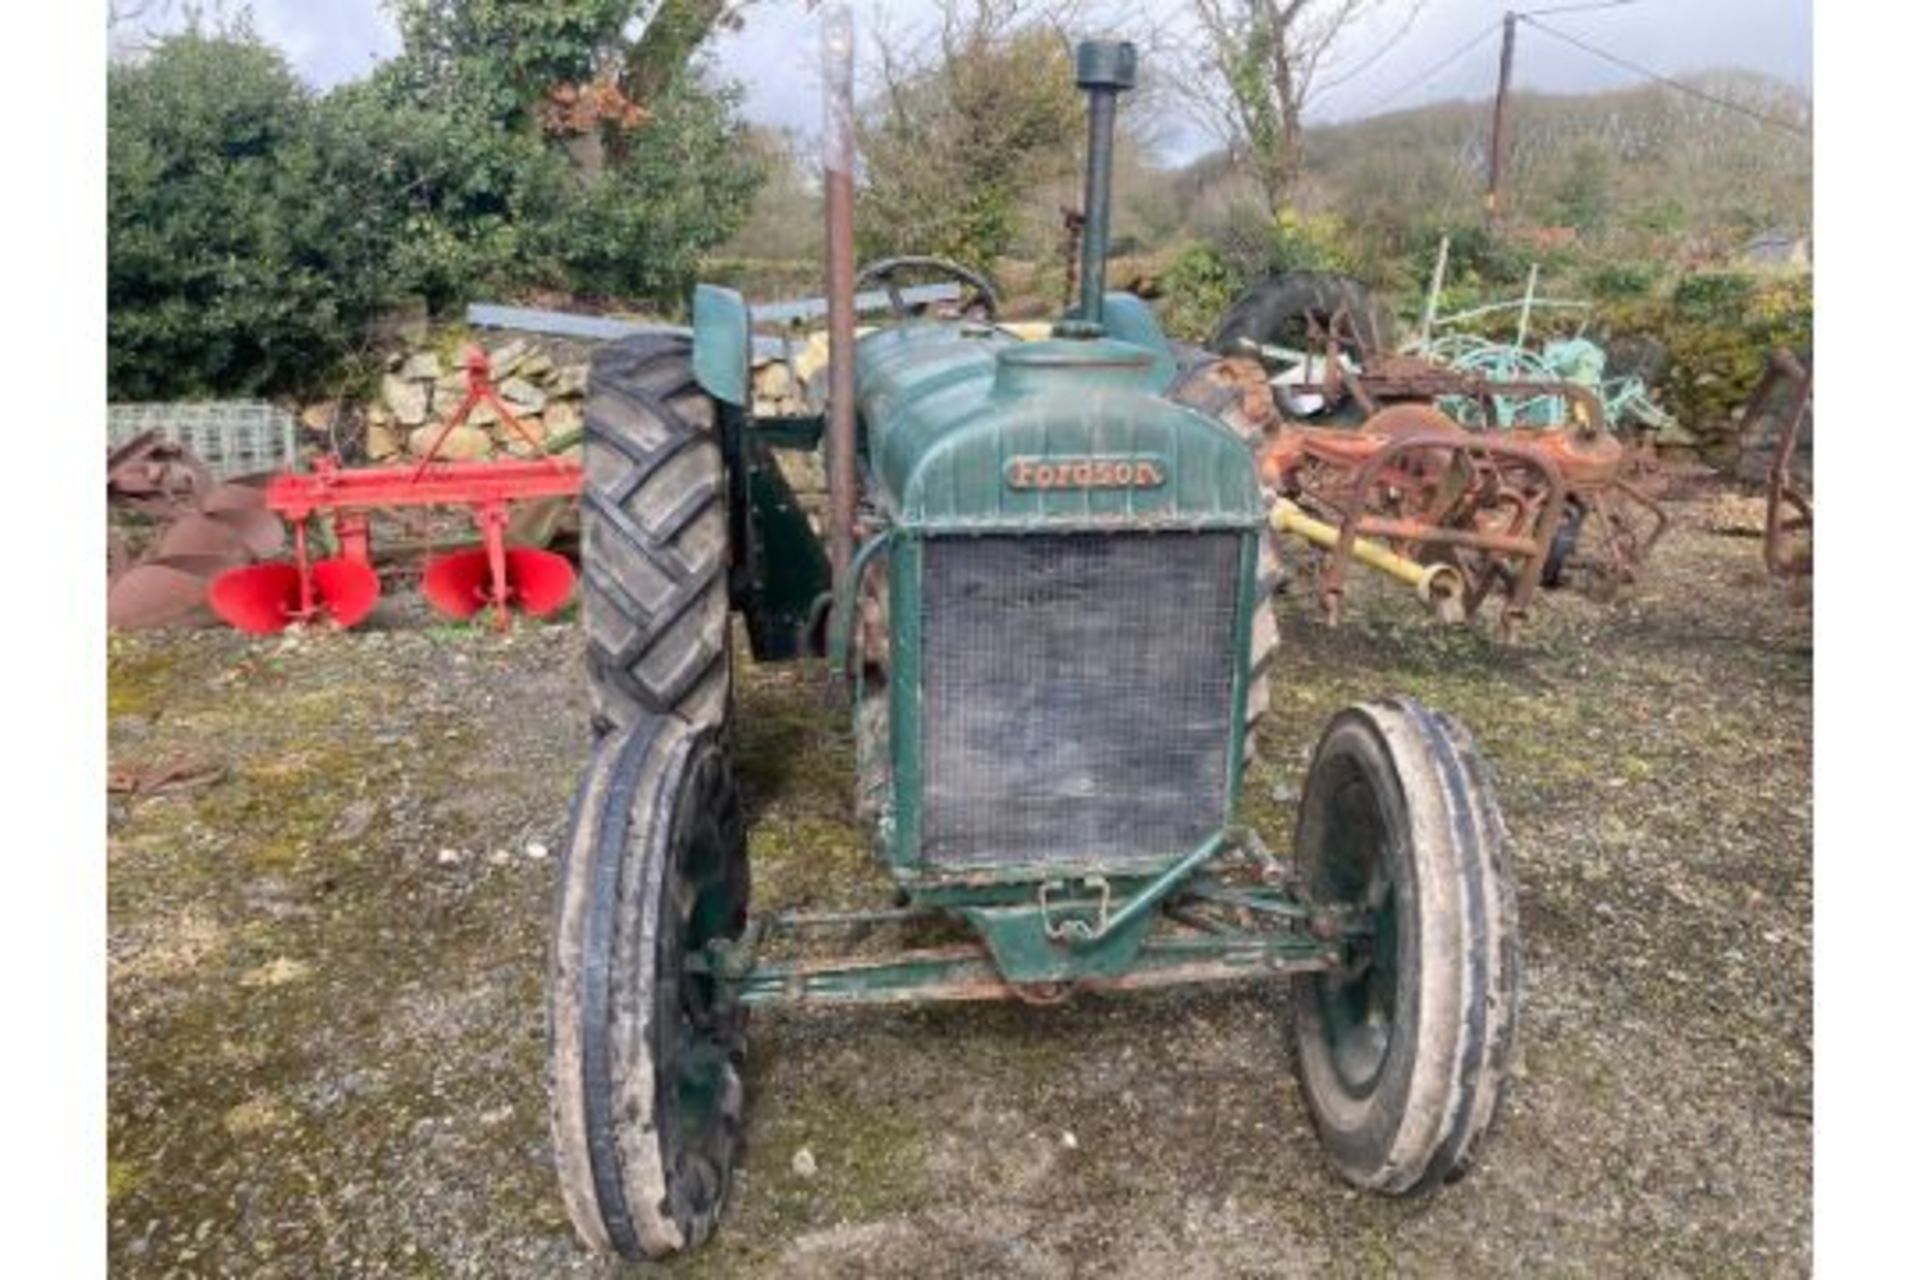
<box><xmin>1065</xmin><ymin>40</ymin><xmax>1136</xmax><ymax>337</ymax></box>
<box><xmin>822</xmin><ymin>3</ymin><xmax>858</xmax><ymax>600</ymax></box>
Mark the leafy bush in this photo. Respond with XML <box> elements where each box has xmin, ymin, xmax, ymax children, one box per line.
<box><xmin>855</xmin><ymin>24</ymin><xmax>1081</xmax><ymax>270</ymax></box>
<box><xmin>1547</xmin><ymin>140</ymin><xmax>1613</xmax><ymax>237</ymax></box>
<box><xmin>108</xmin><ymin>33</ymin><xmax>385</xmax><ymax>399</ymax></box>
<box><xmin>1265</xmin><ymin>208</ymin><xmax>1356</xmax><ymax>276</ymax></box>
<box><xmin>1195</xmin><ymin>200</ymin><xmax>1280</xmax><ymax>285</ymax></box>
<box><xmin>520</xmin><ymin>78</ymin><xmax>762</xmax><ymax>302</ymax></box>
<box><xmin>1671</xmin><ymin>271</ymin><xmax>1757</xmax><ymax>324</ymax></box>
<box><xmin>109</xmin><ymin>19</ymin><xmax>762</xmax><ymax>399</ymax></box>
<box><xmin>1158</xmin><ymin>242</ymin><xmax>1244</xmax><ymax>342</ymax></box>
<box><xmin>1586</xmin><ymin>261</ymin><xmax>1660</xmax><ymax>301</ymax></box>
<box><xmin>1599</xmin><ymin>271</ymin><xmax>1811</xmax><ymax>445</ymax></box>
<box><xmin>1627</xmin><ymin>198</ymin><xmax>1687</xmax><ymax>239</ymax></box>
<box><xmin>297</xmin><ymin>76</ymin><xmax>553</xmax><ymax>318</ymax></box>
<box><xmin>1422</xmin><ymin>224</ymin><xmax>1536</xmax><ymax>291</ymax></box>
<box><xmin>373</xmin><ymin>1</ymin><xmax>763</xmax><ymax>307</ymax></box>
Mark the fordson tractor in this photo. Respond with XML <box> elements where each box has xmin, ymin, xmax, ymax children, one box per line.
<box><xmin>548</xmin><ymin>41</ymin><xmax>1518</xmax><ymax>1260</ymax></box>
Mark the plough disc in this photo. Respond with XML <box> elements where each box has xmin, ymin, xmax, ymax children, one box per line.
<box><xmin>421</xmin><ymin>547</ymin><xmax>576</xmax><ymax>621</ymax></box>
<box><xmin>107</xmin><ymin>555</ymin><xmax>233</xmax><ymax>630</ymax></box>
<box><xmin>151</xmin><ymin>513</ymin><xmax>257</xmax><ymax>562</ymax></box>
<box><xmin>208</xmin><ymin>563</ymin><xmax>302</xmax><ymax>634</ymax></box>
<box><xmin>313</xmin><ymin>560</ymin><xmax>384</xmax><ymax>629</ymax></box>
<box><xmin>198</xmin><ymin>484</ymin><xmax>286</xmax><ymax>558</ymax></box>
<box><xmin>207</xmin><ymin>559</ymin><xmax>383</xmax><ymax>635</ymax></box>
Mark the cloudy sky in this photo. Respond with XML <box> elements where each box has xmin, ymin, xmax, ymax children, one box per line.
<box><xmin>128</xmin><ymin>0</ymin><xmax>1811</xmax><ymax>159</ymax></box>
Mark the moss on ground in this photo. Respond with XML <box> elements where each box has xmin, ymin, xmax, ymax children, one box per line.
<box><xmin>107</xmin><ymin>500</ymin><xmax>1811</xmax><ymax>1277</ymax></box>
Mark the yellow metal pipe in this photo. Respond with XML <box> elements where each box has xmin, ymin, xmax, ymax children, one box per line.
<box><xmin>1270</xmin><ymin>499</ymin><xmax>1467</xmax><ymax>622</ymax></box>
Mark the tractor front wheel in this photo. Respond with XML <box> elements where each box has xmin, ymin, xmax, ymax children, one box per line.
<box><xmin>549</xmin><ymin>716</ymin><xmax>750</xmax><ymax>1259</ymax></box>
<box><xmin>1289</xmin><ymin>698</ymin><xmax>1519</xmax><ymax>1193</ymax></box>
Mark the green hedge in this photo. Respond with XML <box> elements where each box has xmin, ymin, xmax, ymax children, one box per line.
<box><xmin>108</xmin><ymin>28</ymin><xmax>761</xmax><ymax>400</ymax></box>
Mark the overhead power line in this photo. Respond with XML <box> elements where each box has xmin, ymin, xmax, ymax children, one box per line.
<box><xmin>1519</xmin><ymin>1</ymin><xmax>1638</xmax><ymax>18</ymax></box>
<box><xmin>1319</xmin><ymin>1</ymin><xmax>1435</xmax><ymax>96</ymax></box>
<box><xmin>1519</xmin><ymin>14</ymin><xmax>1812</xmax><ymax>139</ymax></box>
<box><xmin>1360</xmin><ymin>19</ymin><xmax>1504</xmax><ymax>117</ymax></box>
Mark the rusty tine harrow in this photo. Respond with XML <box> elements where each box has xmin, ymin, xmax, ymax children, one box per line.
<box><xmin>1262</xmin><ymin>415</ymin><xmax>1569</xmax><ymax>639</ymax></box>
<box><xmin>209</xmin><ymin>347</ymin><xmax>583</xmax><ymax>634</ymax></box>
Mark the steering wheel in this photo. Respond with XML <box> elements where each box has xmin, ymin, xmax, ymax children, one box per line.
<box><xmin>853</xmin><ymin>256</ymin><xmax>1000</xmax><ymax>322</ymax></box>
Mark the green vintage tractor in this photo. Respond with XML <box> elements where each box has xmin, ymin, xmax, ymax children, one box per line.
<box><xmin>548</xmin><ymin>41</ymin><xmax>1519</xmax><ymax>1260</ymax></box>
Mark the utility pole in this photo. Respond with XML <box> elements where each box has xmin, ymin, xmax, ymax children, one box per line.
<box><xmin>1485</xmin><ymin>10</ymin><xmax>1518</xmax><ymax>225</ymax></box>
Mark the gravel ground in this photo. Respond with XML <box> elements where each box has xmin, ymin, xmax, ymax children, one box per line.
<box><xmin>107</xmin><ymin>488</ymin><xmax>1811</xmax><ymax>1278</ymax></box>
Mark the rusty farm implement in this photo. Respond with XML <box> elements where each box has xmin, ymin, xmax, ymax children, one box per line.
<box><xmin>206</xmin><ymin>348</ymin><xmax>582</xmax><ymax>633</ymax></box>
<box><xmin>1201</xmin><ymin>265</ymin><xmax>1671</xmax><ymax>634</ymax></box>
<box><xmin>1735</xmin><ymin>347</ymin><xmax>1813</xmax><ymax>576</ymax></box>
<box><xmin>106</xmin><ymin>431</ymin><xmax>285</xmax><ymax>630</ymax></box>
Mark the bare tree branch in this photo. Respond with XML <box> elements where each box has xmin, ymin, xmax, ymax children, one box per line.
<box><xmin>108</xmin><ymin>0</ymin><xmax>169</xmax><ymax>26</ymax></box>
<box><xmin>1175</xmin><ymin>0</ymin><xmax>1424</xmax><ymax>214</ymax></box>
<box><xmin>1316</xmin><ymin>0</ymin><xmax>1425</xmax><ymax>93</ymax></box>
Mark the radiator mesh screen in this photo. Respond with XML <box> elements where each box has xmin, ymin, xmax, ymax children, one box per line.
<box><xmin>919</xmin><ymin>533</ymin><xmax>1242</xmax><ymax>867</ymax></box>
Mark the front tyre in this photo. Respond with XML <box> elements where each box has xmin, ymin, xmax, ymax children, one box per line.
<box><xmin>1290</xmin><ymin>698</ymin><xmax>1519</xmax><ymax>1194</ymax></box>
<box><xmin>549</xmin><ymin>716</ymin><xmax>750</xmax><ymax>1258</ymax></box>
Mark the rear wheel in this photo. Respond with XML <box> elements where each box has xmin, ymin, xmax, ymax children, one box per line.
<box><xmin>549</xmin><ymin>716</ymin><xmax>750</xmax><ymax>1259</ymax></box>
<box><xmin>1210</xmin><ymin>271</ymin><xmax>1388</xmax><ymax>364</ymax></box>
<box><xmin>581</xmin><ymin>335</ymin><xmax>732</xmax><ymax>736</ymax></box>
<box><xmin>1290</xmin><ymin>698</ymin><xmax>1519</xmax><ymax>1193</ymax></box>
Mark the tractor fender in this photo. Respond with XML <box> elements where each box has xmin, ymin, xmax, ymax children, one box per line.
<box><xmin>691</xmin><ymin>283</ymin><xmax>751</xmax><ymax>407</ymax></box>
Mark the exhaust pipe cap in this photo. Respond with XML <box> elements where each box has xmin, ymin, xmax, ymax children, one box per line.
<box><xmin>1075</xmin><ymin>40</ymin><xmax>1136</xmax><ymax>90</ymax></box>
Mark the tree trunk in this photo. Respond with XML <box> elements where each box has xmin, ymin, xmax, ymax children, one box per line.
<box><xmin>1262</xmin><ymin>10</ymin><xmax>1304</xmax><ymax>217</ymax></box>
<box><xmin>1275</xmin><ymin>97</ymin><xmax>1305</xmax><ymax>215</ymax></box>
<box><xmin>620</xmin><ymin>0</ymin><xmax>729</xmax><ymax>107</ymax></box>
<box><xmin>566</xmin><ymin>129</ymin><xmax>607</xmax><ymax>180</ymax></box>
<box><xmin>602</xmin><ymin>0</ymin><xmax>730</xmax><ymax>165</ymax></box>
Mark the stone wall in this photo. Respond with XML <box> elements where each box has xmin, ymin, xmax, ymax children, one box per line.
<box><xmin>303</xmin><ymin>334</ymin><xmax>592</xmax><ymax>465</ymax></box>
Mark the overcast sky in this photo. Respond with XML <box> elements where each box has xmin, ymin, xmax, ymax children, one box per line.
<box><xmin>129</xmin><ymin>0</ymin><xmax>1811</xmax><ymax>161</ymax></box>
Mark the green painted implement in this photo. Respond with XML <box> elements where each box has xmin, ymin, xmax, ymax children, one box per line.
<box><xmin>547</xmin><ymin>38</ymin><xmax>1523</xmax><ymax>1261</ymax></box>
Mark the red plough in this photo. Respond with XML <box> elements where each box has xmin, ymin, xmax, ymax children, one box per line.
<box><xmin>210</xmin><ymin>348</ymin><xmax>584</xmax><ymax>633</ymax></box>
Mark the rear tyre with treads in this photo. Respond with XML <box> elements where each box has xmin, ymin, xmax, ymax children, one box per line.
<box><xmin>581</xmin><ymin>335</ymin><xmax>732</xmax><ymax>737</ymax></box>
<box><xmin>1209</xmin><ymin>271</ymin><xmax>1389</xmax><ymax>363</ymax></box>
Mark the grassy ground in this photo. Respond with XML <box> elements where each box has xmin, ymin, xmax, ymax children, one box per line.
<box><xmin>107</xmin><ymin>489</ymin><xmax>1811</xmax><ymax>1277</ymax></box>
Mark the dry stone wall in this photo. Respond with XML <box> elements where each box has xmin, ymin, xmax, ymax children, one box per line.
<box><xmin>302</xmin><ymin>332</ymin><xmax>593</xmax><ymax>466</ymax></box>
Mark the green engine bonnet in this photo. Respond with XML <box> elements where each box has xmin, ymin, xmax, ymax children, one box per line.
<box><xmin>853</xmin><ymin>322</ymin><xmax>1262</xmax><ymax>533</ymax></box>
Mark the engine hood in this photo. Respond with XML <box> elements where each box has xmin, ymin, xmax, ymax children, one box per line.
<box><xmin>853</xmin><ymin>323</ymin><xmax>1262</xmax><ymax>534</ymax></box>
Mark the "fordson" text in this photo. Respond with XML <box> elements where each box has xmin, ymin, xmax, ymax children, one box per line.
<box><xmin>1004</xmin><ymin>455</ymin><xmax>1167</xmax><ymax>491</ymax></box>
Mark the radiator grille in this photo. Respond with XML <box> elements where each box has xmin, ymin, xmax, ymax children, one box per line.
<box><xmin>918</xmin><ymin>533</ymin><xmax>1243</xmax><ymax>868</ymax></box>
